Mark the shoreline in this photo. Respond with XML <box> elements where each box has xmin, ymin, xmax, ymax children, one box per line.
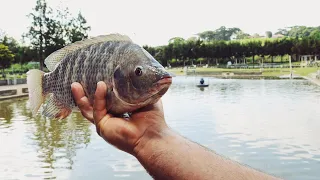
<box><xmin>172</xmin><ymin>72</ymin><xmax>320</xmax><ymax>86</ymax></box>
<box><xmin>169</xmin><ymin>68</ymin><xmax>320</xmax><ymax>85</ymax></box>
<box><xmin>302</xmin><ymin>74</ymin><xmax>320</xmax><ymax>86</ymax></box>
<box><xmin>175</xmin><ymin>74</ymin><xmax>305</xmax><ymax>80</ymax></box>
<box><xmin>0</xmin><ymin>84</ymin><xmax>29</xmax><ymax>101</ymax></box>
<box><xmin>1</xmin><ymin>74</ymin><xmax>319</xmax><ymax>101</ymax></box>
<box><xmin>172</xmin><ymin>72</ymin><xmax>305</xmax><ymax>80</ymax></box>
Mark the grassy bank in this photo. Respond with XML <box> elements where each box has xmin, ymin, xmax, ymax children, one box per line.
<box><xmin>167</xmin><ymin>67</ymin><xmax>319</xmax><ymax>78</ymax></box>
<box><xmin>0</xmin><ymin>74</ymin><xmax>27</xmax><ymax>80</ymax></box>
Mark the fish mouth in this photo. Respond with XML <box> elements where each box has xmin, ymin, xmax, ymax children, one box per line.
<box><xmin>156</xmin><ymin>77</ymin><xmax>172</xmax><ymax>95</ymax></box>
<box><xmin>154</xmin><ymin>75</ymin><xmax>172</xmax><ymax>89</ymax></box>
<box><xmin>150</xmin><ymin>76</ymin><xmax>172</xmax><ymax>97</ymax></box>
<box><xmin>156</xmin><ymin>76</ymin><xmax>172</xmax><ymax>86</ymax></box>
<box><xmin>155</xmin><ymin>71</ymin><xmax>173</xmax><ymax>85</ymax></box>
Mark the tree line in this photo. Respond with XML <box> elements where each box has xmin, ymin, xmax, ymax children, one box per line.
<box><xmin>143</xmin><ymin>26</ymin><xmax>320</xmax><ymax>67</ymax></box>
<box><xmin>1</xmin><ymin>0</ymin><xmax>320</xmax><ymax>77</ymax></box>
<box><xmin>0</xmin><ymin>0</ymin><xmax>90</xmax><ymax>77</ymax></box>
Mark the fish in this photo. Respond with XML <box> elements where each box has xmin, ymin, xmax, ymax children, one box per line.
<box><xmin>26</xmin><ymin>34</ymin><xmax>173</xmax><ymax>119</ymax></box>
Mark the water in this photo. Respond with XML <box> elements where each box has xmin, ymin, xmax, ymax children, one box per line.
<box><xmin>1</xmin><ymin>76</ymin><xmax>320</xmax><ymax>180</ymax></box>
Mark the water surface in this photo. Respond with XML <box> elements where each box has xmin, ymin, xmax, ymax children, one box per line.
<box><xmin>1</xmin><ymin>77</ymin><xmax>320</xmax><ymax>180</ymax></box>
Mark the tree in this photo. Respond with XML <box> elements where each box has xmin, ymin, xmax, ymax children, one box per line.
<box><xmin>198</xmin><ymin>26</ymin><xmax>241</xmax><ymax>41</ymax></box>
<box><xmin>310</xmin><ymin>30</ymin><xmax>320</xmax><ymax>40</ymax></box>
<box><xmin>275</xmin><ymin>28</ymin><xmax>289</xmax><ymax>36</ymax></box>
<box><xmin>265</xmin><ymin>31</ymin><xmax>272</xmax><ymax>38</ymax></box>
<box><xmin>234</xmin><ymin>31</ymin><xmax>250</xmax><ymax>40</ymax></box>
<box><xmin>67</xmin><ymin>12</ymin><xmax>91</xmax><ymax>43</ymax></box>
<box><xmin>0</xmin><ymin>44</ymin><xmax>14</xmax><ymax>77</ymax></box>
<box><xmin>168</xmin><ymin>37</ymin><xmax>185</xmax><ymax>66</ymax></box>
<box><xmin>282</xmin><ymin>26</ymin><xmax>320</xmax><ymax>38</ymax></box>
<box><xmin>25</xmin><ymin>0</ymin><xmax>91</xmax><ymax>71</ymax></box>
<box><xmin>0</xmin><ymin>34</ymin><xmax>37</xmax><ymax>68</ymax></box>
<box><xmin>228</xmin><ymin>41</ymin><xmax>243</xmax><ymax>63</ymax></box>
<box><xmin>252</xmin><ymin>33</ymin><xmax>261</xmax><ymax>38</ymax></box>
<box><xmin>25</xmin><ymin>0</ymin><xmax>50</xmax><ymax>70</ymax></box>
<box><xmin>0</xmin><ymin>36</ymin><xmax>20</xmax><ymax>63</ymax></box>
<box><xmin>276</xmin><ymin>38</ymin><xmax>293</xmax><ymax>62</ymax></box>
<box><xmin>43</xmin><ymin>7</ymin><xmax>67</xmax><ymax>57</ymax></box>
<box><xmin>213</xmin><ymin>26</ymin><xmax>241</xmax><ymax>41</ymax></box>
<box><xmin>197</xmin><ymin>31</ymin><xmax>216</xmax><ymax>41</ymax></box>
<box><xmin>245</xmin><ymin>40</ymin><xmax>262</xmax><ymax>65</ymax></box>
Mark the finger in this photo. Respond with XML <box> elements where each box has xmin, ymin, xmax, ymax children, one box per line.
<box><xmin>78</xmin><ymin>101</ymin><xmax>94</xmax><ymax>123</ymax></box>
<box><xmin>93</xmin><ymin>81</ymin><xmax>108</xmax><ymax>120</ymax></box>
<box><xmin>71</xmin><ymin>82</ymin><xmax>94</xmax><ymax>122</ymax></box>
<box><xmin>71</xmin><ymin>82</ymin><xmax>85</xmax><ymax>102</ymax></box>
<box><xmin>71</xmin><ymin>82</ymin><xmax>91</xmax><ymax>110</ymax></box>
<box><xmin>94</xmin><ymin>82</ymin><xmax>107</xmax><ymax>111</ymax></box>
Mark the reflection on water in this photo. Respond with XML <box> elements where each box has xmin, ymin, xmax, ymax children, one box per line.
<box><xmin>1</xmin><ymin>77</ymin><xmax>320</xmax><ymax>180</ymax></box>
<box><xmin>0</xmin><ymin>100</ymin><xmax>14</xmax><ymax>128</ymax></box>
<box><xmin>0</xmin><ymin>98</ymin><xmax>92</xmax><ymax>179</ymax></box>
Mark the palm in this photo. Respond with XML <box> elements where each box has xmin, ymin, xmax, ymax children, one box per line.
<box><xmin>71</xmin><ymin>81</ymin><xmax>166</xmax><ymax>155</ymax></box>
<box><xmin>98</xmin><ymin>101</ymin><xmax>165</xmax><ymax>154</ymax></box>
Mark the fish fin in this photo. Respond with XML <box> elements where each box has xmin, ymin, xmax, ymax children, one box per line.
<box><xmin>72</xmin><ymin>107</ymin><xmax>81</xmax><ymax>113</ymax></box>
<box><xmin>26</xmin><ymin>69</ymin><xmax>46</xmax><ymax>116</ymax></box>
<box><xmin>42</xmin><ymin>94</ymin><xmax>72</xmax><ymax>119</ymax></box>
<box><xmin>44</xmin><ymin>34</ymin><xmax>133</xmax><ymax>71</ymax></box>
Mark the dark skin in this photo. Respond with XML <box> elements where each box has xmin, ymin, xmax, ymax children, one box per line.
<box><xmin>71</xmin><ymin>81</ymin><xmax>168</xmax><ymax>155</ymax></box>
<box><xmin>71</xmin><ymin>81</ymin><xmax>281</xmax><ymax>180</ymax></box>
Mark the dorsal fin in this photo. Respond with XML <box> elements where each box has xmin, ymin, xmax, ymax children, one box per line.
<box><xmin>44</xmin><ymin>33</ymin><xmax>133</xmax><ymax>71</ymax></box>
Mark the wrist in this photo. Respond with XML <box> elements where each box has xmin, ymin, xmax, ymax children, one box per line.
<box><xmin>133</xmin><ymin>124</ymin><xmax>175</xmax><ymax>161</ymax></box>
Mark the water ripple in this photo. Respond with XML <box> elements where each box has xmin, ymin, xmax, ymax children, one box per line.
<box><xmin>1</xmin><ymin>77</ymin><xmax>320</xmax><ymax>179</ymax></box>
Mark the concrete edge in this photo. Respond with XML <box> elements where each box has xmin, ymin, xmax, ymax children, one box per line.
<box><xmin>302</xmin><ymin>76</ymin><xmax>320</xmax><ymax>86</ymax></box>
<box><xmin>0</xmin><ymin>94</ymin><xmax>29</xmax><ymax>101</ymax></box>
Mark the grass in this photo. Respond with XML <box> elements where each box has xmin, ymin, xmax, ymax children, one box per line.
<box><xmin>0</xmin><ymin>74</ymin><xmax>27</xmax><ymax>80</ymax></box>
<box><xmin>294</xmin><ymin>67</ymin><xmax>319</xmax><ymax>76</ymax></box>
<box><xmin>1</xmin><ymin>65</ymin><xmax>317</xmax><ymax>80</ymax></box>
<box><xmin>168</xmin><ymin>67</ymin><xmax>319</xmax><ymax>77</ymax></box>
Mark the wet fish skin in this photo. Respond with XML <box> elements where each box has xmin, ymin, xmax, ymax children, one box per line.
<box><xmin>27</xmin><ymin>34</ymin><xmax>172</xmax><ymax>119</ymax></box>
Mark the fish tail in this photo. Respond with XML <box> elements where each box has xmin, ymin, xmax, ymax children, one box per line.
<box><xmin>26</xmin><ymin>69</ymin><xmax>46</xmax><ymax>116</ymax></box>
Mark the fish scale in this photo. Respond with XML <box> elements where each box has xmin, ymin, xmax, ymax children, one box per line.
<box><xmin>42</xmin><ymin>41</ymin><xmax>129</xmax><ymax>113</ymax></box>
<box><xmin>27</xmin><ymin>34</ymin><xmax>172</xmax><ymax>119</ymax></box>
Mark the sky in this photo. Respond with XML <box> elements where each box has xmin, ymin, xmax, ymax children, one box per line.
<box><xmin>0</xmin><ymin>0</ymin><xmax>320</xmax><ymax>46</ymax></box>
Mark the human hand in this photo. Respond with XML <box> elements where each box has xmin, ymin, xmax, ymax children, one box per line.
<box><xmin>71</xmin><ymin>81</ymin><xmax>169</xmax><ymax>155</ymax></box>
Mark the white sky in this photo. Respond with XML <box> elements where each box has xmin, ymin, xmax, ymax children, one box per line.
<box><xmin>0</xmin><ymin>0</ymin><xmax>320</xmax><ymax>46</ymax></box>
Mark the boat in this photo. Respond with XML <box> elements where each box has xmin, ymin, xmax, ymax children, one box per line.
<box><xmin>196</xmin><ymin>84</ymin><xmax>209</xmax><ymax>87</ymax></box>
<box><xmin>196</xmin><ymin>77</ymin><xmax>209</xmax><ymax>87</ymax></box>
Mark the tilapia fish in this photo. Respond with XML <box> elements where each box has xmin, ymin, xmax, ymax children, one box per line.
<box><xmin>27</xmin><ymin>34</ymin><xmax>172</xmax><ymax>119</ymax></box>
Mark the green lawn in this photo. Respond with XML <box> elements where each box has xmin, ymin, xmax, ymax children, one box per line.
<box><xmin>0</xmin><ymin>74</ymin><xmax>27</xmax><ymax>80</ymax></box>
<box><xmin>168</xmin><ymin>67</ymin><xmax>319</xmax><ymax>77</ymax></box>
<box><xmin>262</xmin><ymin>67</ymin><xmax>319</xmax><ymax>76</ymax></box>
<box><xmin>294</xmin><ymin>67</ymin><xmax>319</xmax><ymax>76</ymax></box>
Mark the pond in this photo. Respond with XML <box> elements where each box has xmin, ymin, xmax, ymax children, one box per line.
<box><xmin>1</xmin><ymin>76</ymin><xmax>320</xmax><ymax>180</ymax></box>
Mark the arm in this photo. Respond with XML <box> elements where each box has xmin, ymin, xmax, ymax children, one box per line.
<box><xmin>71</xmin><ymin>81</ymin><xmax>281</xmax><ymax>180</ymax></box>
<box><xmin>135</xmin><ymin>127</ymin><xmax>280</xmax><ymax>180</ymax></box>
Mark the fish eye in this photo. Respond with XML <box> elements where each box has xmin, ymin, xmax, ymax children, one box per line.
<box><xmin>135</xmin><ymin>66</ymin><xmax>143</xmax><ymax>76</ymax></box>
